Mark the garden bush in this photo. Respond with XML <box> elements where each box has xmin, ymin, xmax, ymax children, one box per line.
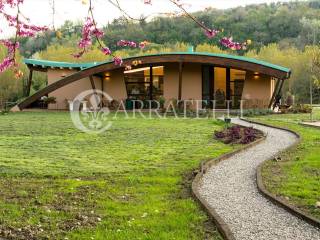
<box><xmin>242</xmin><ymin>109</ymin><xmax>273</xmax><ymax>117</ymax></box>
<box><xmin>214</xmin><ymin>125</ymin><xmax>263</xmax><ymax>144</ymax></box>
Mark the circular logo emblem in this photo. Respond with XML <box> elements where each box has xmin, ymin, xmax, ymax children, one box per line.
<box><xmin>70</xmin><ymin>89</ymin><xmax>113</xmax><ymax>134</ymax></box>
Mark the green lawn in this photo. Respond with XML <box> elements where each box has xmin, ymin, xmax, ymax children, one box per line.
<box><xmin>0</xmin><ymin>112</ymin><xmax>233</xmax><ymax>239</ymax></box>
<box><xmin>251</xmin><ymin>108</ymin><xmax>320</xmax><ymax>219</ymax></box>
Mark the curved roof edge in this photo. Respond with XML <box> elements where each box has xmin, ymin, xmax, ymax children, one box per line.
<box><xmin>24</xmin><ymin>52</ymin><xmax>291</xmax><ymax>74</ymax></box>
<box><xmin>23</xmin><ymin>58</ymin><xmax>100</xmax><ymax>69</ymax></box>
<box><xmin>18</xmin><ymin>52</ymin><xmax>292</xmax><ymax>111</ymax></box>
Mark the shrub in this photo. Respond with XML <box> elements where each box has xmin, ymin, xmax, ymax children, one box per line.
<box><xmin>287</xmin><ymin>104</ymin><xmax>312</xmax><ymax>113</ymax></box>
<box><xmin>213</xmin><ymin>125</ymin><xmax>263</xmax><ymax>145</ymax></box>
<box><xmin>42</xmin><ymin>96</ymin><xmax>56</xmax><ymax>105</ymax></box>
<box><xmin>242</xmin><ymin>109</ymin><xmax>273</xmax><ymax>117</ymax></box>
<box><xmin>229</xmin><ymin>125</ymin><xmax>241</xmax><ymax>139</ymax></box>
<box><xmin>286</xmin><ymin>92</ymin><xmax>294</xmax><ymax>106</ymax></box>
<box><xmin>241</xmin><ymin>127</ymin><xmax>257</xmax><ymax>144</ymax></box>
<box><xmin>214</xmin><ymin>131</ymin><xmax>225</xmax><ymax>139</ymax></box>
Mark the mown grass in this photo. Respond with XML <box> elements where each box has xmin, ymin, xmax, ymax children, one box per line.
<box><xmin>251</xmin><ymin>108</ymin><xmax>320</xmax><ymax>219</ymax></box>
<box><xmin>0</xmin><ymin>112</ymin><xmax>233</xmax><ymax>239</ymax></box>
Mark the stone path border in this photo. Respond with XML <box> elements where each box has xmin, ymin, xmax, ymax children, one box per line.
<box><xmin>192</xmin><ymin>136</ymin><xmax>267</xmax><ymax>240</ymax></box>
<box><xmin>299</xmin><ymin>121</ymin><xmax>320</xmax><ymax>129</ymax></box>
<box><xmin>244</xmin><ymin>119</ymin><xmax>320</xmax><ymax>229</ymax></box>
<box><xmin>192</xmin><ymin>118</ymin><xmax>320</xmax><ymax>240</ymax></box>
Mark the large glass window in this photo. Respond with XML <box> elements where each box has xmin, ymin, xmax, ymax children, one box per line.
<box><xmin>124</xmin><ymin>66</ymin><xmax>164</xmax><ymax>109</ymax></box>
<box><xmin>124</xmin><ymin>66</ymin><xmax>164</xmax><ymax>104</ymax></box>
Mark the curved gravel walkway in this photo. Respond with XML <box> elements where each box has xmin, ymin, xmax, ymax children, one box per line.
<box><xmin>199</xmin><ymin>118</ymin><xmax>320</xmax><ymax>240</ymax></box>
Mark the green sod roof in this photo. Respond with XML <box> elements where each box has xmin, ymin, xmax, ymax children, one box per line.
<box><xmin>23</xmin><ymin>58</ymin><xmax>100</xmax><ymax>70</ymax></box>
<box><xmin>24</xmin><ymin>52</ymin><xmax>291</xmax><ymax>74</ymax></box>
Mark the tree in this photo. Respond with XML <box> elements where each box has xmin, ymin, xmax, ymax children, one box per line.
<box><xmin>300</xmin><ymin>17</ymin><xmax>320</xmax><ymax>46</ymax></box>
<box><xmin>0</xmin><ymin>45</ymin><xmax>26</xmax><ymax>105</ymax></box>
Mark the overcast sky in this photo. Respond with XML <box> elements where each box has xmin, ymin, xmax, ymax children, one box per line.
<box><xmin>1</xmin><ymin>0</ymin><xmax>303</xmax><ymax>38</ymax></box>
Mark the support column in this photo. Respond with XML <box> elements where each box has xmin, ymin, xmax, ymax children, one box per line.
<box><xmin>25</xmin><ymin>69</ymin><xmax>33</xmax><ymax>97</ymax></box>
<box><xmin>101</xmin><ymin>77</ymin><xmax>104</xmax><ymax>93</ymax></box>
<box><xmin>101</xmin><ymin>77</ymin><xmax>104</xmax><ymax>107</ymax></box>
<box><xmin>89</xmin><ymin>75</ymin><xmax>96</xmax><ymax>91</ymax></box>
<box><xmin>268</xmin><ymin>78</ymin><xmax>281</xmax><ymax>108</ymax></box>
<box><xmin>89</xmin><ymin>75</ymin><xmax>100</xmax><ymax>108</ymax></box>
<box><xmin>277</xmin><ymin>79</ymin><xmax>285</xmax><ymax>97</ymax></box>
<box><xmin>226</xmin><ymin>67</ymin><xmax>231</xmax><ymax>108</ymax></box>
<box><xmin>149</xmin><ymin>65</ymin><xmax>153</xmax><ymax>100</ymax></box>
<box><xmin>272</xmin><ymin>79</ymin><xmax>285</xmax><ymax>109</ymax></box>
<box><xmin>226</xmin><ymin>67</ymin><xmax>231</xmax><ymax>101</ymax></box>
<box><xmin>178</xmin><ymin>62</ymin><xmax>183</xmax><ymax>101</ymax></box>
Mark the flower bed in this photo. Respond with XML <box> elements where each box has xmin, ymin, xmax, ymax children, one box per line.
<box><xmin>214</xmin><ymin>125</ymin><xmax>263</xmax><ymax>144</ymax></box>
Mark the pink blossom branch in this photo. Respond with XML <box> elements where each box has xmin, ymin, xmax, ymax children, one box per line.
<box><xmin>0</xmin><ymin>0</ymin><xmax>47</xmax><ymax>74</ymax></box>
<box><xmin>74</xmin><ymin>0</ymin><xmax>147</xmax><ymax>67</ymax></box>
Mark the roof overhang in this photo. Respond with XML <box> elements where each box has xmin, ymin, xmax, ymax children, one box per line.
<box><xmin>24</xmin><ymin>58</ymin><xmax>100</xmax><ymax>72</ymax></box>
<box><xmin>24</xmin><ymin>52</ymin><xmax>291</xmax><ymax>79</ymax></box>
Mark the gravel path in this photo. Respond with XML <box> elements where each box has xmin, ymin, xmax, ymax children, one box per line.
<box><xmin>301</xmin><ymin>121</ymin><xmax>320</xmax><ymax>128</ymax></box>
<box><xmin>199</xmin><ymin>118</ymin><xmax>320</xmax><ymax>240</ymax></box>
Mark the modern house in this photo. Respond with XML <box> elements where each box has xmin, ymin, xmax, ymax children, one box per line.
<box><xmin>15</xmin><ymin>52</ymin><xmax>291</xmax><ymax>111</ymax></box>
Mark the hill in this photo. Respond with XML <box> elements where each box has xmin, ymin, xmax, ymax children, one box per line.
<box><xmin>19</xmin><ymin>1</ymin><xmax>320</xmax><ymax>57</ymax></box>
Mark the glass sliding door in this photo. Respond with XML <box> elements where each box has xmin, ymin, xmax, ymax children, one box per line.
<box><xmin>214</xmin><ymin>67</ymin><xmax>227</xmax><ymax>108</ymax></box>
<box><xmin>230</xmin><ymin>69</ymin><xmax>246</xmax><ymax>108</ymax></box>
<box><xmin>151</xmin><ymin>66</ymin><xmax>164</xmax><ymax>101</ymax></box>
<box><xmin>202</xmin><ymin>65</ymin><xmax>214</xmax><ymax>108</ymax></box>
<box><xmin>202</xmin><ymin>65</ymin><xmax>246</xmax><ymax>109</ymax></box>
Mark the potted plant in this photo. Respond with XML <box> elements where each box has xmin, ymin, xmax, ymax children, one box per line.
<box><xmin>158</xmin><ymin>96</ymin><xmax>166</xmax><ymax>109</ymax></box>
<box><xmin>224</xmin><ymin>117</ymin><xmax>232</xmax><ymax>124</ymax></box>
<box><xmin>286</xmin><ymin>92</ymin><xmax>294</xmax><ymax>106</ymax></box>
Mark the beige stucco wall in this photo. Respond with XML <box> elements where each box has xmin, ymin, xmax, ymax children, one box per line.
<box><xmin>242</xmin><ymin>72</ymin><xmax>272</xmax><ymax>108</ymax></box>
<box><xmin>47</xmin><ymin>69</ymin><xmax>102</xmax><ymax>110</ymax></box>
<box><xmin>181</xmin><ymin>63</ymin><xmax>202</xmax><ymax>101</ymax></box>
<box><xmin>103</xmin><ymin>68</ymin><xmax>127</xmax><ymax>101</ymax></box>
<box><xmin>163</xmin><ymin>63</ymin><xmax>179</xmax><ymax>100</ymax></box>
<box><xmin>163</xmin><ymin>63</ymin><xmax>202</xmax><ymax>108</ymax></box>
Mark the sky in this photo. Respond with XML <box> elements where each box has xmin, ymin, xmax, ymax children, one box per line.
<box><xmin>0</xmin><ymin>0</ymin><xmax>302</xmax><ymax>38</ymax></box>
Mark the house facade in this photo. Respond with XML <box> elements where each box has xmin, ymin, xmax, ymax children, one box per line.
<box><xmin>16</xmin><ymin>52</ymin><xmax>291</xmax><ymax>111</ymax></box>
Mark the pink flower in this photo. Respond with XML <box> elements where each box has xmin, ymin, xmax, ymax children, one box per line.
<box><xmin>3</xmin><ymin>12</ymin><xmax>47</xmax><ymax>35</ymax></box>
<box><xmin>78</xmin><ymin>38</ymin><xmax>92</xmax><ymax>48</ymax></box>
<box><xmin>0</xmin><ymin>57</ymin><xmax>15</xmax><ymax>73</ymax></box>
<box><xmin>92</xmin><ymin>28</ymin><xmax>104</xmax><ymax>38</ymax></box>
<box><xmin>139</xmin><ymin>42</ymin><xmax>147</xmax><ymax>49</ymax></box>
<box><xmin>113</xmin><ymin>56</ymin><xmax>123</xmax><ymax>66</ymax></box>
<box><xmin>205</xmin><ymin>29</ymin><xmax>219</xmax><ymax>38</ymax></box>
<box><xmin>0</xmin><ymin>40</ymin><xmax>19</xmax><ymax>54</ymax></box>
<box><xmin>101</xmin><ymin>47</ymin><xmax>111</xmax><ymax>55</ymax></box>
<box><xmin>220</xmin><ymin>37</ymin><xmax>245</xmax><ymax>50</ymax></box>
<box><xmin>117</xmin><ymin>40</ymin><xmax>138</xmax><ymax>48</ymax></box>
<box><xmin>74</xmin><ymin>17</ymin><xmax>105</xmax><ymax>58</ymax></box>
<box><xmin>2</xmin><ymin>0</ymin><xmax>24</xmax><ymax>8</ymax></box>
